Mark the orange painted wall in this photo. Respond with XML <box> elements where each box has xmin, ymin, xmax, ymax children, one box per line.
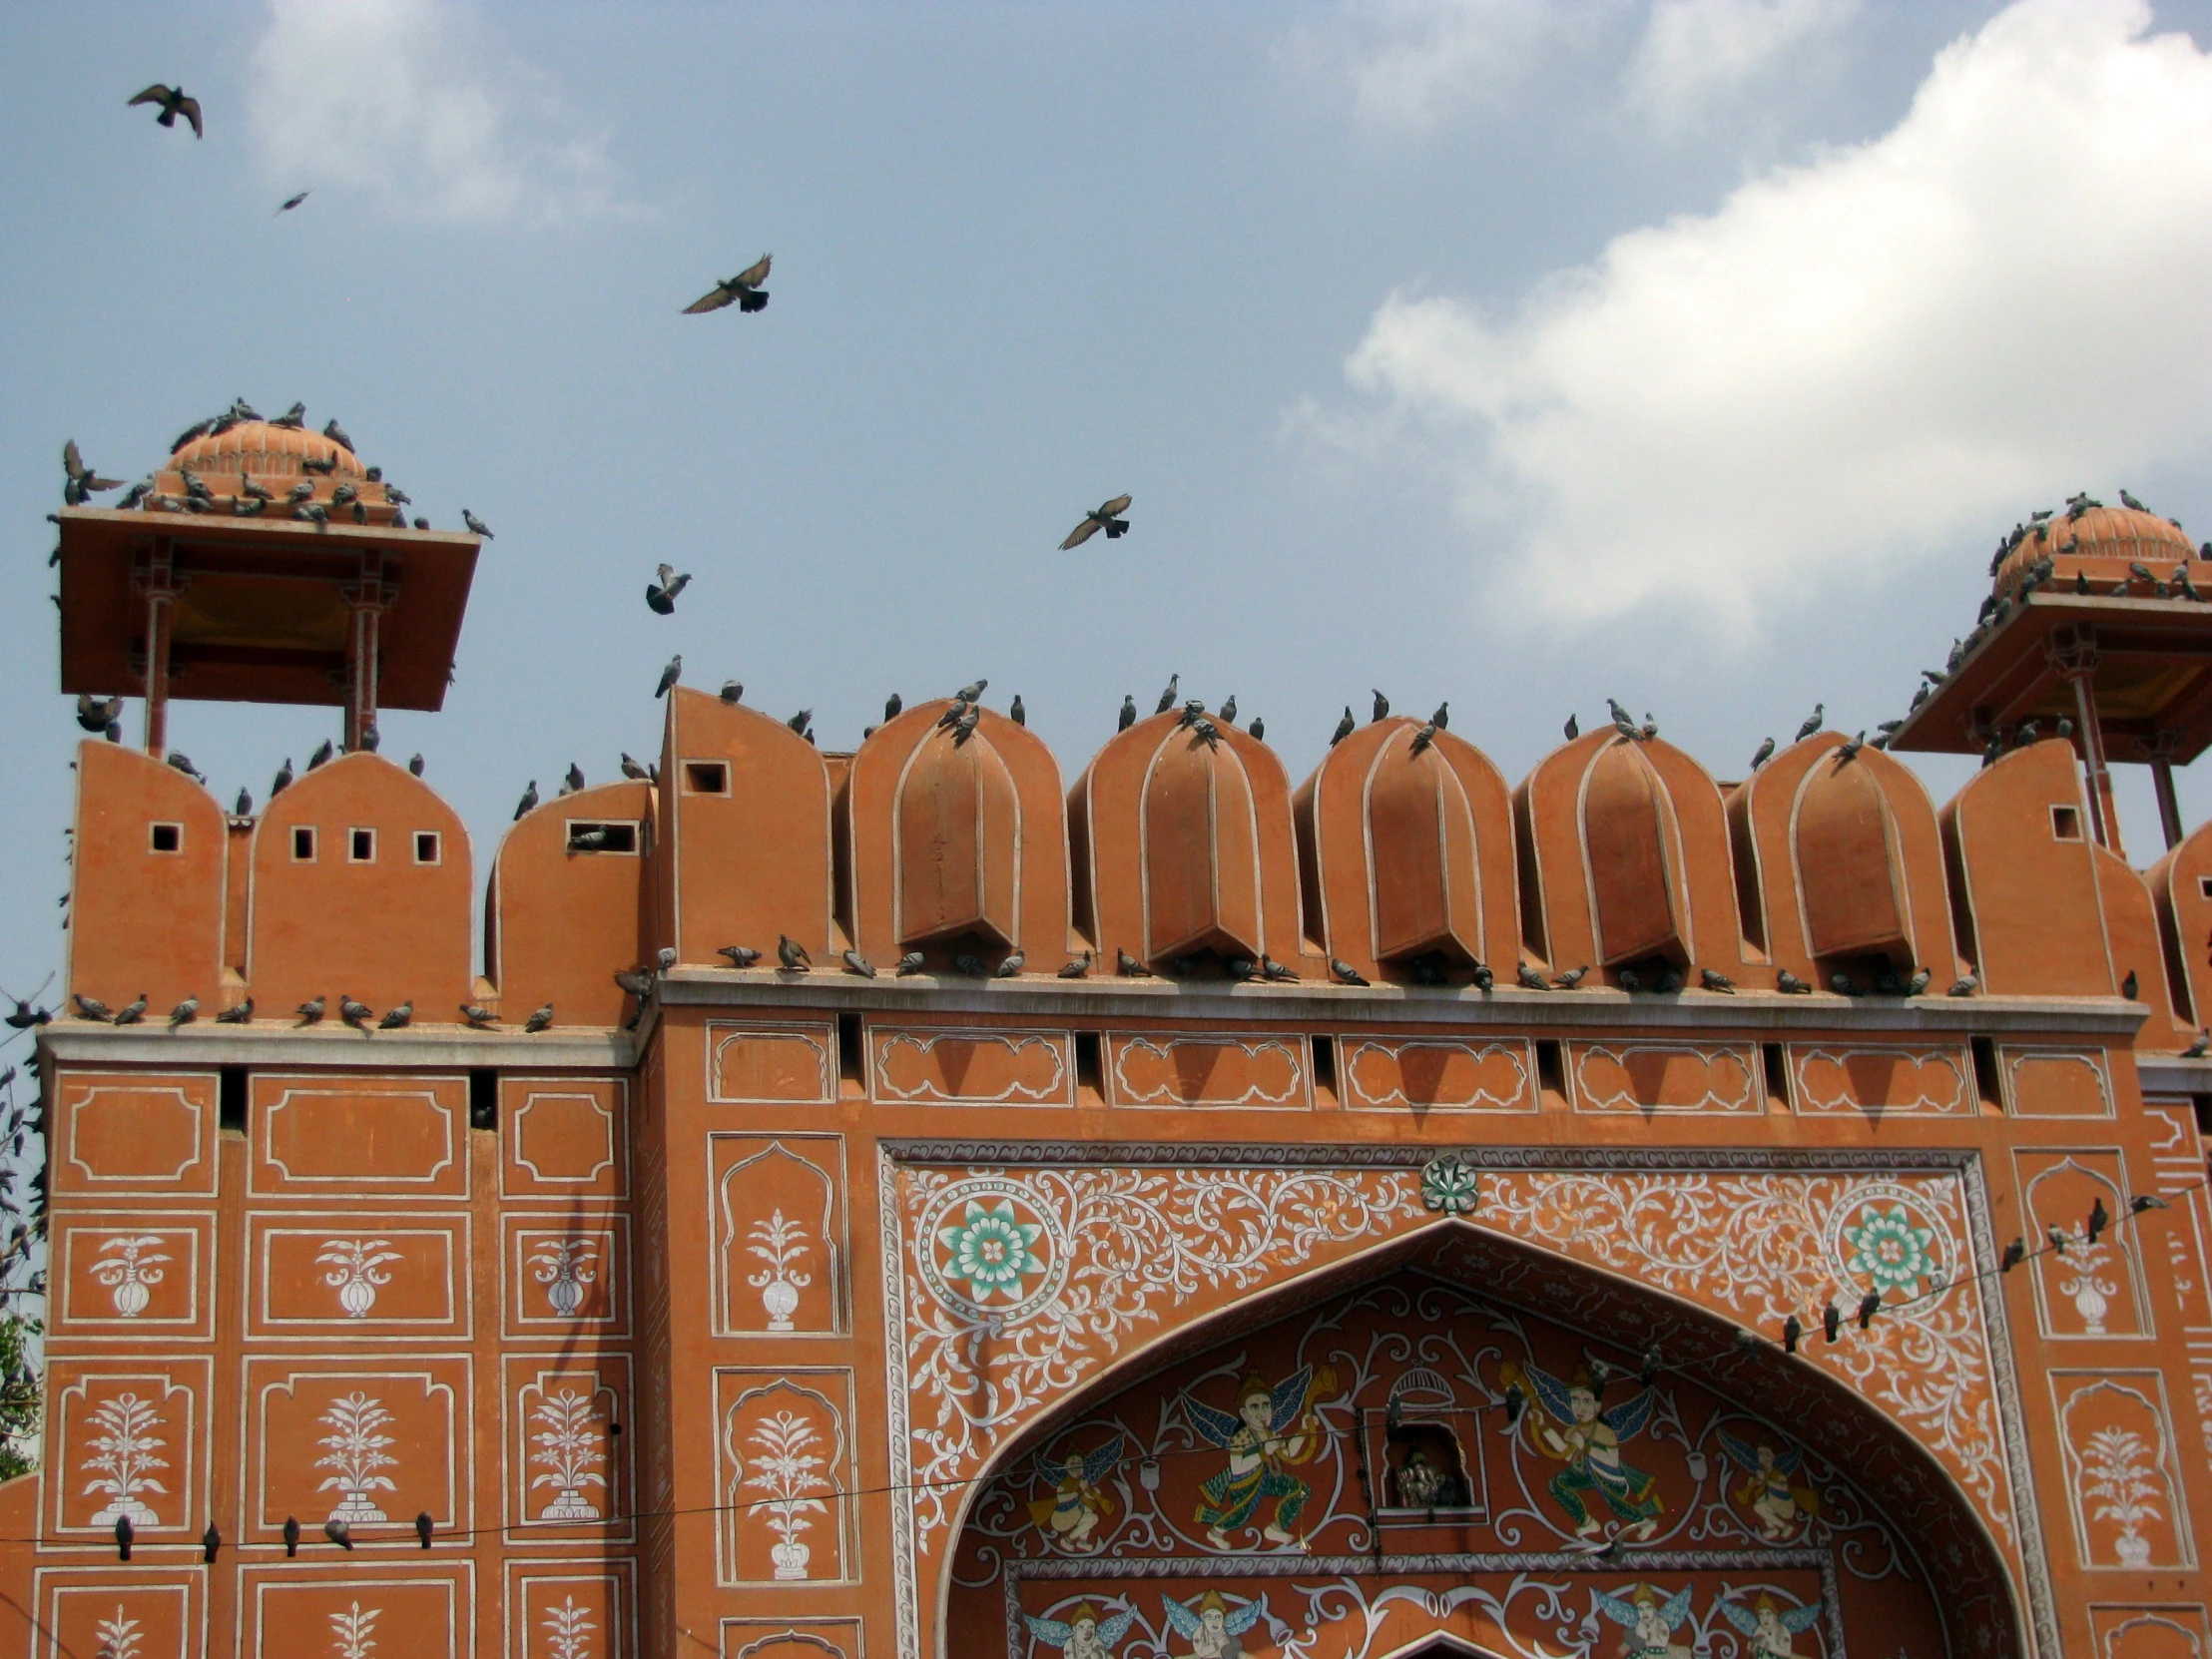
<box><xmin>66</xmin><ymin>740</ymin><xmax>227</xmax><ymax>1016</ymax></box>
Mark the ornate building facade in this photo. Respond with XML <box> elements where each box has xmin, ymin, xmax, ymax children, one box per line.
<box><xmin>8</xmin><ymin>424</ymin><xmax>2212</xmax><ymax>1656</ymax></box>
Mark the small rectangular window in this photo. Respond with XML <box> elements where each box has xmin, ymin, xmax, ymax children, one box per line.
<box><xmin>468</xmin><ymin>1069</ymin><xmax>498</xmax><ymax>1132</ymax></box>
<box><xmin>291</xmin><ymin>826</ymin><xmax>316</xmax><ymax>861</ymax></box>
<box><xmin>837</xmin><ymin>1012</ymin><xmax>866</xmax><ymax>1096</ymax></box>
<box><xmin>684</xmin><ymin>762</ymin><xmax>729</xmax><ymax>796</ymax></box>
<box><xmin>1074</xmin><ymin>1031</ymin><xmax>1105</xmax><ymax>1101</ymax></box>
<box><xmin>2198</xmin><ymin>876</ymin><xmax>2212</xmax><ymax>901</ymax></box>
<box><xmin>148</xmin><ymin>823</ymin><xmax>182</xmax><ymax>854</ymax></box>
<box><xmin>348</xmin><ymin>828</ymin><xmax>376</xmax><ymax>863</ymax></box>
<box><xmin>1535</xmin><ymin>1039</ymin><xmax>1567</xmax><ymax>1102</ymax></box>
<box><xmin>219</xmin><ymin>1067</ymin><xmax>248</xmax><ymax>1135</ymax></box>
<box><xmin>1312</xmin><ymin>1034</ymin><xmax>1339</xmax><ymax>1102</ymax></box>
<box><xmin>566</xmin><ymin>821</ymin><xmax>640</xmax><ymax>854</ymax></box>
<box><xmin>413</xmin><ymin>830</ymin><xmax>440</xmax><ymax>864</ymax></box>
<box><xmin>1971</xmin><ymin>1036</ymin><xmax>2004</xmax><ymax>1111</ymax></box>
<box><xmin>2051</xmin><ymin>806</ymin><xmax>2082</xmax><ymax>841</ymax></box>
<box><xmin>1762</xmin><ymin>1042</ymin><xmax>1790</xmax><ymax>1109</ymax></box>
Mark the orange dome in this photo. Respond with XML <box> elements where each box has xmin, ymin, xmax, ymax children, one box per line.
<box><xmin>1994</xmin><ymin>501</ymin><xmax>2195</xmax><ymax>598</ymax></box>
<box><xmin>169</xmin><ymin>419</ymin><xmax>361</xmax><ymax>480</ymax></box>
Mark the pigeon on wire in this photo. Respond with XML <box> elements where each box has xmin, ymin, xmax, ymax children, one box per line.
<box><xmin>128</xmin><ymin>84</ymin><xmax>204</xmax><ymax>137</ymax></box>
<box><xmin>646</xmin><ymin>564</ymin><xmax>691</xmax><ymax>615</ymax></box>
<box><xmin>1061</xmin><ymin>494</ymin><xmax>1132</xmax><ymax>550</ymax></box>
<box><xmin>685</xmin><ymin>255</ymin><xmax>773</xmax><ymax>314</ymax></box>
<box><xmin>62</xmin><ymin>441</ymin><xmax>124</xmax><ymax>505</ymax></box>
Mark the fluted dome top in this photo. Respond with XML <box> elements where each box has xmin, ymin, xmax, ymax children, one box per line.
<box><xmin>1994</xmin><ymin>500</ymin><xmax>2196</xmax><ymax>598</ymax></box>
<box><xmin>170</xmin><ymin>420</ymin><xmax>362</xmax><ymax>480</ymax></box>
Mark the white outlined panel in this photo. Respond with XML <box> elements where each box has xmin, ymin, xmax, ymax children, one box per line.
<box><xmin>709</xmin><ymin>1134</ymin><xmax>848</xmax><ymax>1338</ymax></box>
<box><xmin>52</xmin><ymin>1212</ymin><xmax>215</xmax><ymax>1340</ymax></box>
<box><xmin>707</xmin><ymin>1021</ymin><xmax>836</xmax><ymax>1104</ymax></box>
<box><xmin>501</xmin><ymin>1076</ymin><xmax>629</xmax><ymax>1201</ymax></box>
<box><xmin>56</xmin><ymin>1072</ymin><xmax>217</xmax><ymax>1196</ymax></box>
<box><xmin>251</xmin><ymin>1074</ymin><xmax>468</xmax><ymax>1199</ymax></box>
<box><xmin>246</xmin><ymin>1213</ymin><xmax>470</xmax><ymax>1340</ymax></box>
<box><xmin>503</xmin><ymin>1217</ymin><xmax>630</xmax><ymax>1340</ymax></box>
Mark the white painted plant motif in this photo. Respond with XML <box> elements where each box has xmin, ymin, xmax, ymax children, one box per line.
<box><xmin>744</xmin><ymin>1407</ymin><xmax>829</xmax><ymax>1579</ymax></box>
<box><xmin>90</xmin><ymin>1236</ymin><xmax>168</xmax><ymax>1318</ymax></box>
<box><xmin>2055</xmin><ymin>1229</ymin><xmax>2119</xmax><ymax>1336</ymax></box>
<box><xmin>529</xmin><ymin>1386</ymin><xmax>608</xmax><ymax>1521</ymax></box>
<box><xmin>747</xmin><ymin>1210</ymin><xmax>812</xmax><ymax>1331</ymax></box>
<box><xmin>316</xmin><ymin>1239</ymin><xmax>400</xmax><ymax>1320</ymax></box>
<box><xmin>2081</xmin><ymin>1424</ymin><xmax>2164</xmax><ymax>1567</ymax></box>
<box><xmin>530</xmin><ymin>1240</ymin><xmax>599</xmax><ymax>1320</ymax></box>
<box><xmin>327</xmin><ymin>1600</ymin><xmax>378</xmax><ymax>1659</ymax></box>
<box><xmin>93</xmin><ymin>1607</ymin><xmax>141</xmax><ymax>1659</ymax></box>
<box><xmin>542</xmin><ymin>1595</ymin><xmax>595</xmax><ymax>1659</ymax></box>
<box><xmin>316</xmin><ymin>1391</ymin><xmax>397</xmax><ymax>1523</ymax></box>
<box><xmin>81</xmin><ymin>1392</ymin><xmax>167</xmax><ymax>1526</ymax></box>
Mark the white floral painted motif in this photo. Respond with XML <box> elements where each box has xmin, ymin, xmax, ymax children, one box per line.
<box><xmin>542</xmin><ymin>1595</ymin><xmax>594</xmax><ymax>1659</ymax></box>
<box><xmin>316</xmin><ymin>1239</ymin><xmax>400</xmax><ymax>1320</ymax></box>
<box><xmin>529</xmin><ymin>1240</ymin><xmax>599</xmax><ymax>1320</ymax></box>
<box><xmin>747</xmin><ymin>1210</ymin><xmax>812</xmax><ymax>1330</ymax></box>
<box><xmin>745</xmin><ymin>1407</ymin><xmax>830</xmax><ymax>1579</ymax></box>
<box><xmin>2080</xmin><ymin>1424</ymin><xmax>2163</xmax><ymax>1567</ymax></box>
<box><xmin>315</xmin><ymin>1392</ymin><xmax>397</xmax><ymax>1523</ymax></box>
<box><xmin>90</xmin><ymin>1236</ymin><xmax>169</xmax><ymax>1318</ymax></box>
<box><xmin>529</xmin><ymin>1386</ymin><xmax>608</xmax><ymax>1521</ymax></box>
<box><xmin>2055</xmin><ymin>1229</ymin><xmax>2120</xmax><ymax>1336</ymax></box>
<box><xmin>82</xmin><ymin>1392</ymin><xmax>167</xmax><ymax>1526</ymax></box>
<box><xmin>93</xmin><ymin>1607</ymin><xmax>140</xmax><ymax>1659</ymax></box>
<box><xmin>327</xmin><ymin>1600</ymin><xmax>378</xmax><ymax>1659</ymax></box>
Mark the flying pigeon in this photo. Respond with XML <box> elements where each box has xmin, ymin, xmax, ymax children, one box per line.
<box><xmin>276</xmin><ymin>191</ymin><xmax>308</xmax><ymax>215</ymax></box>
<box><xmin>1061</xmin><ymin>494</ymin><xmax>1132</xmax><ymax>550</ymax></box>
<box><xmin>61</xmin><ymin>440</ymin><xmax>123</xmax><ymax>505</ymax></box>
<box><xmin>75</xmin><ymin>694</ymin><xmax>122</xmax><ymax>733</ymax></box>
<box><xmin>128</xmin><ymin>84</ymin><xmax>203</xmax><ymax>137</ymax></box>
<box><xmin>685</xmin><ymin>255</ymin><xmax>773</xmax><ymax>314</ymax></box>
<box><xmin>646</xmin><ymin>564</ymin><xmax>691</xmax><ymax>614</ymax></box>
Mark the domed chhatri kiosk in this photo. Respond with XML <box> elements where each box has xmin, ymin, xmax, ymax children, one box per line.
<box><xmin>17</xmin><ymin>430</ymin><xmax>2212</xmax><ymax>1659</ymax></box>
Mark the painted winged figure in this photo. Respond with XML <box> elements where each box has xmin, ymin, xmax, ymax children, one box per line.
<box><xmin>1720</xmin><ymin>1591</ymin><xmax>1824</xmax><ymax>1658</ymax></box>
<box><xmin>1027</xmin><ymin>1432</ymin><xmax>1124</xmax><ymax>1551</ymax></box>
<box><xmin>1505</xmin><ymin>1359</ymin><xmax>1665</xmax><ymax>1539</ymax></box>
<box><xmin>1024</xmin><ymin>1600</ymin><xmax>1136</xmax><ymax>1658</ymax></box>
<box><xmin>1184</xmin><ymin>1366</ymin><xmax>1324</xmax><ymax>1550</ymax></box>
<box><xmin>1163</xmin><ymin>1588</ymin><xmax>1267</xmax><ymax>1659</ymax></box>
<box><xmin>1591</xmin><ymin>1582</ymin><xmax>1695</xmax><ymax>1659</ymax></box>
<box><xmin>1716</xmin><ymin>1426</ymin><xmax>1821</xmax><ymax>1540</ymax></box>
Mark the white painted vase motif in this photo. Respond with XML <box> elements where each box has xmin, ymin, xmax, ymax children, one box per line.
<box><xmin>771</xmin><ymin>1538</ymin><xmax>812</xmax><ymax>1580</ymax></box>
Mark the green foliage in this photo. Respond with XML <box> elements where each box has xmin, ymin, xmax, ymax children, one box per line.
<box><xmin>0</xmin><ymin>1313</ymin><xmax>42</xmax><ymax>1479</ymax></box>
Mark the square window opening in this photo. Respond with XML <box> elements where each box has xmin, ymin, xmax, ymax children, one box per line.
<box><xmin>684</xmin><ymin>762</ymin><xmax>729</xmax><ymax>796</ymax></box>
<box><xmin>2051</xmin><ymin>805</ymin><xmax>2082</xmax><ymax>841</ymax></box>
<box><xmin>348</xmin><ymin>828</ymin><xmax>375</xmax><ymax>863</ymax></box>
<box><xmin>291</xmin><ymin>826</ymin><xmax>316</xmax><ymax>861</ymax></box>
<box><xmin>413</xmin><ymin>830</ymin><xmax>440</xmax><ymax>864</ymax></box>
<box><xmin>148</xmin><ymin>823</ymin><xmax>182</xmax><ymax>854</ymax></box>
<box><xmin>2198</xmin><ymin>876</ymin><xmax>2212</xmax><ymax>902</ymax></box>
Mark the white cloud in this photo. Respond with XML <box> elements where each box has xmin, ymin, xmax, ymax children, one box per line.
<box><xmin>246</xmin><ymin>0</ymin><xmax>617</xmax><ymax>222</ymax></box>
<box><xmin>1295</xmin><ymin>0</ymin><xmax>1617</xmax><ymax>132</ymax></box>
<box><xmin>1624</xmin><ymin>0</ymin><xmax>1858</xmax><ymax>129</ymax></box>
<box><xmin>1331</xmin><ymin>0</ymin><xmax>2212</xmax><ymax>635</ymax></box>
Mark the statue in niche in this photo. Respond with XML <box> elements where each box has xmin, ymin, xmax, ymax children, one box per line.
<box><xmin>1717</xmin><ymin>1427</ymin><xmax>1821</xmax><ymax>1540</ymax></box>
<box><xmin>1504</xmin><ymin>1360</ymin><xmax>1665</xmax><ymax>1540</ymax></box>
<box><xmin>1027</xmin><ymin>1433</ymin><xmax>1123</xmax><ymax>1552</ymax></box>
<box><xmin>1164</xmin><ymin>1589</ymin><xmax>1268</xmax><ymax>1659</ymax></box>
<box><xmin>1394</xmin><ymin>1444</ymin><xmax>1446</xmax><ymax>1508</ymax></box>
<box><xmin>1184</xmin><ymin>1367</ymin><xmax>1329</xmax><ymax>1551</ymax></box>
<box><xmin>1590</xmin><ymin>1583</ymin><xmax>1694</xmax><ymax>1659</ymax></box>
<box><xmin>1719</xmin><ymin>1592</ymin><xmax>1824</xmax><ymax>1657</ymax></box>
<box><xmin>1023</xmin><ymin>1600</ymin><xmax>1136</xmax><ymax>1658</ymax></box>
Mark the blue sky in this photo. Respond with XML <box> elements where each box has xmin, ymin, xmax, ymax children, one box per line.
<box><xmin>8</xmin><ymin>0</ymin><xmax>2212</xmax><ymax>1016</ymax></box>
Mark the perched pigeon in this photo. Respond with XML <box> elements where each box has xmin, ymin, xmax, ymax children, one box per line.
<box><xmin>322</xmin><ymin>418</ymin><xmax>351</xmax><ymax>449</ymax></box>
<box><xmin>1154</xmin><ymin>675</ymin><xmax>1179</xmax><ymax>715</ymax></box>
<box><xmin>1330</xmin><ymin>707</ymin><xmax>1355</xmax><ymax>747</ymax></box>
<box><xmin>1552</xmin><ymin>965</ymin><xmax>1589</xmax><ymax>988</ymax></box>
<box><xmin>168</xmin><ymin>996</ymin><xmax>198</xmax><ymax>1028</ymax></box>
<box><xmin>272</xmin><ymin>758</ymin><xmax>295</xmax><ymax>796</ymax></box>
<box><xmin>460</xmin><ymin>1004</ymin><xmax>498</xmax><ymax>1029</ymax></box>
<box><xmin>1058</xmin><ymin>950</ymin><xmax>1092</xmax><ymax>978</ymax></box>
<box><xmin>1372</xmin><ymin>689</ymin><xmax>1389</xmax><ymax>722</ymax></box>
<box><xmin>461</xmin><ymin>509</ymin><xmax>493</xmax><ymax>539</ymax></box>
<box><xmin>894</xmin><ymin>951</ymin><xmax>927</xmax><ymax>976</ymax></box>
<box><xmin>1248</xmin><ymin>717</ymin><xmax>1265</xmax><ymax>741</ymax></box>
<box><xmin>1470</xmin><ymin>960</ymin><xmax>1494</xmax><ymax>990</ymax></box>
<box><xmin>73</xmin><ymin>994</ymin><xmax>115</xmax><ymax>1022</ymax></box>
<box><xmin>685</xmin><ymin>255</ymin><xmax>773</xmax><ymax>314</ymax></box>
<box><xmin>514</xmin><ymin>782</ymin><xmax>539</xmax><ymax>821</ymax></box>
<box><xmin>620</xmin><ymin>754</ymin><xmax>650</xmax><ymax>780</ymax></box>
<box><xmin>524</xmin><ymin>1003</ymin><xmax>554</xmax><ymax>1032</ymax></box>
<box><xmin>787</xmin><ymin>709</ymin><xmax>814</xmax><ymax>735</ymax></box>
<box><xmin>128</xmin><ymin>83</ymin><xmax>204</xmax><ymax>137</ymax></box>
<box><xmin>953</xmin><ymin>953</ymin><xmax>989</xmax><ymax>977</ymax></box>
<box><xmin>1118</xmin><ymin>696</ymin><xmax>1137</xmax><ymax>732</ymax></box>
<box><xmin>1408</xmin><ymin>722</ymin><xmax>1436</xmax><ymax>755</ymax></box>
<box><xmin>215</xmin><ymin>997</ymin><xmax>254</xmax><ymax>1024</ymax></box>
<box><xmin>1116</xmin><ymin>948</ymin><xmax>1152</xmax><ymax>977</ymax></box>
<box><xmin>339</xmin><ymin>995</ymin><xmax>375</xmax><ymax>1032</ymax></box>
<box><xmin>1564</xmin><ymin>714</ymin><xmax>1579</xmax><ymax>740</ymax></box>
<box><xmin>777</xmin><ymin>934</ymin><xmax>812</xmax><ymax>971</ymax></box>
<box><xmin>1010</xmin><ymin>694</ymin><xmax>1026</xmax><ymax>726</ymax></box>
<box><xmin>408</xmin><ymin>755</ymin><xmax>424</xmax><ymax>777</ymax></box>
<box><xmin>2122</xmin><ymin>969</ymin><xmax>2140</xmax><ymax>1000</ymax></box>
<box><xmin>1219</xmin><ymin>694</ymin><xmax>1238</xmax><ymax>725</ymax></box>
<box><xmin>1776</xmin><ymin>969</ymin><xmax>1813</xmax><ymax>994</ymax></box>
<box><xmin>841</xmin><ymin>950</ymin><xmax>876</xmax><ymax>978</ymax></box>
<box><xmin>720</xmin><ymin>681</ymin><xmax>743</xmax><ymax>704</ymax></box>
<box><xmin>271</xmin><ymin>402</ymin><xmax>307</xmax><ymax>429</ymax></box>
<box><xmin>1515</xmin><ymin>962</ymin><xmax>1548</xmax><ymax>991</ymax></box>
<box><xmin>1261</xmin><ymin>957</ymin><xmax>1298</xmax><ymax>982</ymax></box>
<box><xmin>1700</xmin><ymin>968</ymin><xmax>1735</xmax><ymax>993</ymax></box>
<box><xmin>294</xmin><ymin>996</ymin><xmax>325</xmax><ymax>1026</ymax></box>
<box><xmin>563</xmin><ymin>763</ymin><xmax>585</xmax><ymax>795</ymax></box>
<box><xmin>1061</xmin><ymin>494</ymin><xmax>1132</xmax><ymax>550</ymax></box>
<box><xmin>1795</xmin><ymin>704</ymin><xmax>1824</xmax><ymax>743</ymax></box>
<box><xmin>1829</xmin><ymin>973</ymin><xmax>1862</xmax><ymax>997</ymax></box>
<box><xmin>377</xmin><ymin>1001</ymin><xmax>412</xmax><ymax>1031</ymax></box>
<box><xmin>1749</xmin><ymin>737</ymin><xmax>1775</xmax><ymax>771</ymax></box>
<box><xmin>656</xmin><ymin>655</ymin><xmax>682</xmax><ymax>698</ymax></box>
<box><xmin>1330</xmin><ymin>958</ymin><xmax>1369</xmax><ymax>985</ymax></box>
<box><xmin>167</xmin><ymin>752</ymin><xmax>206</xmax><ymax>784</ymax></box>
<box><xmin>994</xmin><ymin>951</ymin><xmax>1026</xmax><ymax>978</ymax></box>
<box><xmin>884</xmin><ymin>693</ymin><xmax>903</xmax><ymax>722</ymax></box>
<box><xmin>718</xmin><ymin>945</ymin><xmax>761</xmax><ymax>968</ymax></box>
